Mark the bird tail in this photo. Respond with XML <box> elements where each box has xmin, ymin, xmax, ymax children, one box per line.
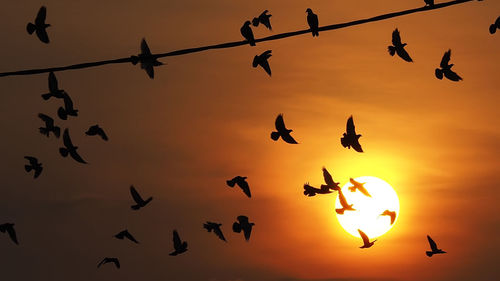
<box><xmin>26</xmin><ymin>23</ymin><xmax>36</xmax><ymax>34</ymax></box>
<box><xmin>57</xmin><ymin>107</ymin><xmax>67</xmax><ymax>120</ymax></box>
<box><xmin>313</xmin><ymin>30</ymin><xmax>319</xmax><ymax>37</ymax></box>
<box><xmin>270</xmin><ymin>131</ymin><xmax>280</xmax><ymax>141</ymax></box>
<box><xmin>252</xmin><ymin>17</ymin><xmax>260</xmax><ymax>27</ymax></box>
<box><xmin>232</xmin><ymin>222</ymin><xmax>242</xmax><ymax>233</ymax></box>
<box><xmin>489</xmin><ymin>24</ymin><xmax>497</xmax><ymax>34</ymax></box>
<box><xmin>426</xmin><ymin>251</ymin><xmax>434</xmax><ymax>257</ymax></box>
<box><xmin>388</xmin><ymin>46</ymin><xmax>396</xmax><ymax>56</ymax></box>
<box><xmin>59</xmin><ymin>147</ymin><xmax>69</xmax><ymax>157</ymax></box>
<box><xmin>226</xmin><ymin>179</ymin><xmax>236</xmax><ymax>187</ymax></box>
<box><xmin>41</xmin><ymin>93</ymin><xmax>52</xmax><ymax>100</ymax></box>
<box><xmin>25</xmin><ymin>165</ymin><xmax>32</xmax><ymax>172</ymax></box>
<box><xmin>435</xmin><ymin>68</ymin><xmax>443</xmax><ymax>80</ymax></box>
<box><xmin>39</xmin><ymin>127</ymin><xmax>49</xmax><ymax>137</ymax></box>
<box><xmin>53</xmin><ymin>126</ymin><xmax>61</xmax><ymax>138</ymax></box>
<box><xmin>249</xmin><ymin>40</ymin><xmax>256</xmax><ymax>46</ymax></box>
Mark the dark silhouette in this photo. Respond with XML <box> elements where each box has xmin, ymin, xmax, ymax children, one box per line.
<box><xmin>240</xmin><ymin>21</ymin><xmax>256</xmax><ymax>46</ymax></box>
<box><xmin>388</xmin><ymin>28</ymin><xmax>413</xmax><ymax>62</ymax></box>
<box><xmin>203</xmin><ymin>222</ymin><xmax>226</xmax><ymax>242</ymax></box>
<box><xmin>38</xmin><ymin>113</ymin><xmax>60</xmax><ymax>138</ymax></box>
<box><xmin>435</xmin><ymin>49</ymin><xmax>462</xmax><ymax>81</ymax></box>
<box><xmin>489</xmin><ymin>16</ymin><xmax>500</xmax><ymax>34</ymax></box>
<box><xmin>358</xmin><ymin>229</ymin><xmax>377</xmax><ymax>248</ymax></box>
<box><xmin>129</xmin><ymin>185</ymin><xmax>153</xmax><ymax>210</ymax></box>
<box><xmin>130</xmin><ymin>39</ymin><xmax>164</xmax><ymax>79</ymax></box>
<box><xmin>303</xmin><ymin>183</ymin><xmax>332</xmax><ymax>197</ymax></box>
<box><xmin>252</xmin><ymin>50</ymin><xmax>272</xmax><ymax>76</ymax></box>
<box><xmin>424</xmin><ymin>0</ymin><xmax>435</xmax><ymax>7</ymax></box>
<box><xmin>57</xmin><ymin>93</ymin><xmax>78</xmax><ymax>120</ymax></box>
<box><xmin>271</xmin><ymin>114</ymin><xmax>298</xmax><ymax>144</ymax></box>
<box><xmin>341</xmin><ymin>116</ymin><xmax>363</xmax><ymax>152</ymax></box>
<box><xmin>306</xmin><ymin>8</ymin><xmax>319</xmax><ymax>37</ymax></box>
<box><xmin>348</xmin><ymin>178</ymin><xmax>371</xmax><ymax>197</ymax></box>
<box><xmin>336</xmin><ymin>189</ymin><xmax>356</xmax><ymax>214</ymax></box>
<box><xmin>252</xmin><ymin>10</ymin><xmax>272</xmax><ymax>30</ymax></box>
<box><xmin>114</xmin><ymin>229</ymin><xmax>139</xmax><ymax>244</ymax></box>
<box><xmin>85</xmin><ymin>125</ymin><xmax>108</xmax><ymax>141</ymax></box>
<box><xmin>226</xmin><ymin>176</ymin><xmax>251</xmax><ymax>198</ymax></box>
<box><xmin>233</xmin><ymin>216</ymin><xmax>254</xmax><ymax>241</ymax></box>
<box><xmin>97</xmin><ymin>257</ymin><xmax>120</xmax><ymax>269</ymax></box>
<box><xmin>169</xmin><ymin>230</ymin><xmax>188</xmax><ymax>256</ymax></box>
<box><xmin>24</xmin><ymin>156</ymin><xmax>43</xmax><ymax>179</ymax></box>
<box><xmin>41</xmin><ymin>72</ymin><xmax>65</xmax><ymax>100</ymax></box>
<box><xmin>26</xmin><ymin>6</ymin><xmax>50</xmax><ymax>43</ymax></box>
<box><xmin>380</xmin><ymin>210</ymin><xmax>396</xmax><ymax>225</ymax></box>
<box><xmin>59</xmin><ymin>129</ymin><xmax>87</xmax><ymax>164</ymax></box>
<box><xmin>0</xmin><ymin>223</ymin><xmax>19</xmax><ymax>245</ymax></box>
<box><xmin>426</xmin><ymin>235</ymin><xmax>446</xmax><ymax>257</ymax></box>
<box><xmin>321</xmin><ymin>167</ymin><xmax>340</xmax><ymax>191</ymax></box>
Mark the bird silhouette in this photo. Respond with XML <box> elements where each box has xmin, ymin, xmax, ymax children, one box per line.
<box><xmin>130</xmin><ymin>39</ymin><xmax>163</xmax><ymax>79</ymax></box>
<box><xmin>252</xmin><ymin>50</ymin><xmax>272</xmax><ymax>76</ymax></box>
<box><xmin>38</xmin><ymin>113</ymin><xmax>60</xmax><ymax>138</ymax></box>
<box><xmin>97</xmin><ymin>257</ymin><xmax>120</xmax><ymax>269</ymax></box>
<box><xmin>306</xmin><ymin>8</ymin><xmax>319</xmax><ymax>37</ymax></box>
<box><xmin>489</xmin><ymin>16</ymin><xmax>500</xmax><ymax>34</ymax></box>
<box><xmin>169</xmin><ymin>230</ymin><xmax>188</xmax><ymax>256</ymax></box>
<box><xmin>341</xmin><ymin>115</ymin><xmax>363</xmax><ymax>152</ymax></box>
<box><xmin>226</xmin><ymin>176</ymin><xmax>251</xmax><ymax>198</ymax></box>
<box><xmin>41</xmin><ymin>72</ymin><xmax>65</xmax><ymax>100</ymax></box>
<box><xmin>203</xmin><ymin>222</ymin><xmax>226</xmax><ymax>242</ymax></box>
<box><xmin>57</xmin><ymin>92</ymin><xmax>78</xmax><ymax>120</ymax></box>
<box><xmin>26</xmin><ymin>6</ymin><xmax>50</xmax><ymax>43</ymax></box>
<box><xmin>130</xmin><ymin>185</ymin><xmax>153</xmax><ymax>210</ymax></box>
<box><xmin>388</xmin><ymin>28</ymin><xmax>413</xmax><ymax>62</ymax></box>
<box><xmin>232</xmin><ymin>215</ymin><xmax>254</xmax><ymax>241</ymax></box>
<box><xmin>424</xmin><ymin>0</ymin><xmax>434</xmax><ymax>7</ymax></box>
<box><xmin>24</xmin><ymin>156</ymin><xmax>43</xmax><ymax>179</ymax></box>
<box><xmin>336</xmin><ymin>189</ymin><xmax>356</xmax><ymax>214</ymax></box>
<box><xmin>426</xmin><ymin>235</ymin><xmax>446</xmax><ymax>257</ymax></box>
<box><xmin>252</xmin><ymin>10</ymin><xmax>272</xmax><ymax>30</ymax></box>
<box><xmin>85</xmin><ymin>125</ymin><xmax>108</xmax><ymax>141</ymax></box>
<box><xmin>321</xmin><ymin>167</ymin><xmax>340</xmax><ymax>191</ymax></box>
<box><xmin>303</xmin><ymin>183</ymin><xmax>332</xmax><ymax>197</ymax></box>
<box><xmin>240</xmin><ymin>21</ymin><xmax>256</xmax><ymax>46</ymax></box>
<box><xmin>0</xmin><ymin>223</ymin><xmax>19</xmax><ymax>245</ymax></box>
<box><xmin>114</xmin><ymin>229</ymin><xmax>139</xmax><ymax>244</ymax></box>
<box><xmin>348</xmin><ymin>178</ymin><xmax>371</xmax><ymax>197</ymax></box>
<box><xmin>435</xmin><ymin>49</ymin><xmax>462</xmax><ymax>82</ymax></box>
<box><xmin>271</xmin><ymin>114</ymin><xmax>298</xmax><ymax>144</ymax></box>
<box><xmin>358</xmin><ymin>229</ymin><xmax>377</xmax><ymax>248</ymax></box>
<box><xmin>380</xmin><ymin>210</ymin><xmax>396</xmax><ymax>225</ymax></box>
<box><xmin>59</xmin><ymin>129</ymin><xmax>87</xmax><ymax>164</ymax></box>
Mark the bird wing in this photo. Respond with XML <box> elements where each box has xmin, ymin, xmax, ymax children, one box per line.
<box><xmin>141</xmin><ymin>38</ymin><xmax>152</xmax><ymax>56</ymax></box>
<box><xmin>173</xmin><ymin>230</ymin><xmax>181</xmax><ymax>248</ymax></box>
<box><xmin>392</xmin><ymin>28</ymin><xmax>402</xmax><ymax>46</ymax></box>
<box><xmin>261</xmin><ymin>50</ymin><xmax>272</xmax><ymax>59</ymax></box>
<box><xmin>62</xmin><ymin>93</ymin><xmax>74</xmax><ymax>110</ymax></box>
<box><xmin>124</xmin><ymin>231</ymin><xmax>139</xmax><ymax>243</ymax></box>
<box><xmin>358</xmin><ymin>229</ymin><xmax>370</xmax><ymax>244</ymax></box>
<box><xmin>444</xmin><ymin>69</ymin><xmax>462</xmax><ymax>81</ymax></box>
<box><xmin>243</xmin><ymin>225</ymin><xmax>252</xmax><ymax>241</ymax></box>
<box><xmin>36</xmin><ymin>28</ymin><xmax>50</xmax><ymax>44</ymax></box>
<box><xmin>38</xmin><ymin>113</ymin><xmax>53</xmax><ymax>125</ymax></box>
<box><xmin>130</xmin><ymin>185</ymin><xmax>145</xmax><ymax>204</ymax></box>
<box><xmin>358</xmin><ymin>185</ymin><xmax>371</xmax><ymax>197</ymax></box>
<box><xmin>440</xmin><ymin>50</ymin><xmax>451</xmax><ymax>68</ymax></box>
<box><xmin>322</xmin><ymin>167</ymin><xmax>335</xmax><ymax>186</ymax></box>
<box><xmin>338</xmin><ymin>189</ymin><xmax>349</xmax><ymax>208</ymax></box>
<box><xmin>346</xmin><ymin>116</ymin><xmax>356</xmax><ymax>134</ymax></box>
<box><xmin>35</xmin><ymin>6</ymin><xmax>47</xmax><ymax>25</ymax></box>
<box><xmin>390</xmin><ymin>212</ymin><xmax>396</xmax><ymax>224</ymax></box>
<box><xmin>281</xmin><ymin>132</ymin><xmax>298</xmax><ymax>144</ymax></box>
<box><xmin>34</xmin><ymin>167</ymin><xmax>43</xmax><ymax>178</ymax></box>
<box><xmin>113</xmin><ymin>259</ymin><xmax>120</xmax><ymax>268</ymax></box>
<box><xmin>214</xmin><ymin>227</ymin><xmax>226</xmax><ymax>241</ymax></box>
<box><xmin>260</xmin><ymin>60</ymin><xmax>272</xmax><ymax>76</ymax></box>
<box><xmin>237</xmin><ymin>181</ymin><xmax>252</xmax><ymax>198</ymax></box>
<box><xmin>48</xmin><ymin>72</ymin><xmax>58</xmax><ymax>92</ymax></box>
<box><xmin>144</xmin><ymin>65</ymin><xmax>155</xmax><ymax>79</ymax></box>
<box><xmin>7</xmin><ymin>225</ymin><xmax>18</xmax><ymax>244</ymax></box>
<box><xmin>24</xmin><ymin>156</ymin><xmax>37</xmax><ymax>164</ymax></box>
<box><xmin>351</xmin><ymin>139</ymin><xmax>363</xmax><ymax>152</ymax></box>
<box><xmin>427</xmin><ymin>235</ymin><xmax>438</xmax><ymax>251</ymax></box>
<box><xmin>62</xmin><ymin>129</ymin><xmax>74</xmax><ymax>148</ymax></box>
<box><xmin>97</xmin><ymin>259</ymin><xmax>106</xmax><ymax>267</ymax></box>
<box><xmin>97</xmin><ymin>127</ymin><xmax>108</xmax><ymax>141</ymax></box>
<box><xmin>70</xmin><ymin>149</ymin><xmax>87</xmax><ymax>164</ymax></box>
<box><xmin>397</xmin><ymin>48</ymin><xmax>413</xmax><ymax>62</ymax></box>
<box><xmin>275</xmin><ymin>114</ymin><xmax>287</xmax><ymax>131</ymax></box>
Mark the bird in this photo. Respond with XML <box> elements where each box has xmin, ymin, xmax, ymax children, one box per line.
<box><xmin>130</xmin><ymin>39</ymin><xmax>163</xmax><ymax>79</ymax></box>
<box><xmin>26</xmin><ymin>6</ymin><xmax>50</xmax><ymax>43</ymax></box>
<box><xmin>388</xmin><ymin>28</ymin><xmax>413</xmax><ymax>62</ymax></box>
<box><xmin>0</xmin><ymin>223</ymin><xmax>19</xmax><ymax>245</ymax></box>
<box><xmin>252</xmin><ymin>10</ymin><xmax>272</xmax><ymax>30</ymax></box>
<box><xmin>129</xmin><ymin>185</ymin><xmax>153</xmax><ymax>210</ymax></box>
<box><xmin>24</xmin><ymin>156</ymin><xmax>43</xmax><ymax>179</ymax></box>
<box><xmin>85</xmin><ymin>125</ymin><xmax>108</xmax><ymax>141</ymax></box>
<box><xmin>97</xmin><ymin>257</ymin><xmax>120</xmax><ymax>269</ymax></box>
<box><xmin>41</xmin><ymin>72</ymin><xmax>65</xmax><ymax>100</ymax></box>
<box><xmin>426</xmin><ymin>235</ymin><xmax>446</xmax><ymax>257</ymax></box>
<box><xmin>38</xmin><ymin>113</ymin><xmax>60</xmax><ymax>138</ymax></box>
<box><xmin>169</xmin><ymin>230</ymin><xmax>188</xmax><ymax>256</ymax></box>
<box><xmin>380</xmin><ymin>210</ymin><xmax>396</xmax><ymax>225</ymax></box>
<box><xmin>271</xmin><ymin>114</ymin><xmax>298</xmax><ymax>144</ymax></box>
<box><xmin>358</xmin><ymin>229</ymin><xmax>377</xmax><ymax>249</ymax></box>
<box><xmin>252</xmin><ymin>50</ymin><xmax>272</xmax><ymax>76</ymax></box>
<box><xmin>489</xmin><ymin>16</ymin><xmax>500</xmax><ymax>34</ymax></box>
<box><xmin>203</xmin><ymin>222</ymin><xmax>226</xmax><ymax>242</ymax></box>
<box><xmin>306</xmin><ymin>8</ymin><xmax>319</xmax><ymax>37</ymax></box>
<box><xmin>240</xmin><ymin>21</ymin><xmax>256</xmax><ymax>46</ymax></box>
<box><xmin>303</xmin><ymin>183</ymin><xmax>332</xmax><ymax>197</ymax></box>
<box><xmin>232</xmin><ymin>215</ymin><xmax>254</xmax><ymax>241</ymax></box>
<box><xmin>59</xmin><ymin>129</ymin><xmax>87</xmax><ymax>164</ymax></box>
<box><xmin>435</xmin><ymin>49</ymin><xmax>462</xmax><ymax>82</ymax></box>
<box><xmin>57</xmin><ymin>92</ymin><xmax>78</xmax><ymax>120</ymax></box>
<box><xmin>341</xmin><ymin>116</ymin><xmax>363</xmax><ymax>152</ymax></box>
<box><xmin>226</xmin><ymin>176</ymin><xmax>251</xmax><ymax>198</ymax></box>
<box><xmin>114</xmin><ymin>229</ymin><xmax>139</xmax><ymax>244</ymax></box>
<box><xmin>321</xmin><ymin>167</ymin><xmax>340</xmax><ymax>191</ymax></box>
<box><xmin>348</xmin><ymin>178</ymin><xmax>371</xmax><ymax>197</ymax></box>
<box><xmin>424</xmin><ymin>0</ymin><xmax>434</xmax><ymax>7</ymax></box>
<box><xmin>336</xmin><ymin>189</ymin><xmax>355</xmax><ymax>215</ymax></box>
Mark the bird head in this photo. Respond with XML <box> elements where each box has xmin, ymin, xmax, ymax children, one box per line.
<box><xmin>244</xmin><ymin>20</ymin><xmax>252</xmax><ymax>26</ymax></box>
<box><xmin>306</xmin><ymin>8</ymin><xmax>312</xmax><ymax>14</ymax></box>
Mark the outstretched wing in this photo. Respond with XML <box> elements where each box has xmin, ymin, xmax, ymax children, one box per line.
<box><xmin>35</xmin><ymin>6</ymin><xmax>47</xmax><ymax>25</ymax></box>
<box><xmin>237</xmin><ymin>181</ymin><xmax>252</xmax><ymax>198</ymax></box>
<box><xmin>124</xmin><ymin>231</ymin><xmax>139</xmax><ymax>243</ymax></box>
<box><xmin>351</xmin><ymin>139</ymin><xmax>363</xmax><ymax>153</ymax></box>
<box><xmin>444</xmin><ymin>69</ymin><xmax>462</xmax><ymax>81</ymax></box>
<box><xmin>275</xmin><ymin>114</ymin><xmax>287</xmax><ymax>131</ymax></box>
<box><xmin>243</xmin><ymin>226</ymin><xmax>253</xmax><ymax>241</ymax></box>
<box><xmin>173</xmin><ymin>230</ymin><xmax>181</xmax><ymax>248</ymax></box>
<box><xmin>214</xmin><ymin>227</ymin><xmax>226</xmax><ymax>241</ymax></box>
<box><xmin>303</xmin><ymin>183</ymin><xmax>320</xmax><ymax>196</ymax></box>
<box><xmin>260</xmin><ymin>60</ymin><xmax>272</xmax><ymax>76</ymax></box>
<box><xmin>36</xmin><ymin>28</ymin><xmax>50</xmax><ymax>44</ymax></box>
<box><xmin>281</xmin><ymin>132</ymin><xmax>298</xmax><ymax>144</ymax></box>
<box><xmin>62</xmin><ymin>129</ymin><xmax>74</xmax><ymax>148</ymax></box>
<box><xmin>38</xmin><ymin>113</ymin><xmax>53</xmax><ymax>125</ymax></box>
<box><xmin>346</xmin><ymin>116</ymin><xmax>356</xmax><ymax>135</ymax></box>
<box><xmin>7</xmin><ymin>226</ymin><xmax>19</xmax><ymax>245</ymax></box>
<box><xmin>392</xmin><ymin>28</ymin><xmax>402</xmax><ymax>46</ymax></box>
<box><xmin>397</xmin><ymin>48</ymin><xmax>413</xmax><ymax>62</ymax></box>
<box><xmin>48</xmin><ymin>72</ymin><xmax>58</xmax><ymax>92</ymax></box>
<box><xmin>141</xmin><ymin>38</ymin><xmax>152</xmax><ymax>56</ymax></box>
<box><xmin>24</xmin><ymin>156</ymin><xmax>37</xmax><ymax>164</ymax></box>
<box><xmin>338</xmin><ymin>189</ymin><xmax>349</xmax><ymax>208</ymax></box>
<box><xmin>427</xmin><ymin>235</ymin><xmax>438</xmax><ymax>251</ymax></box>
<box><xmin>322</xmin><ymin>167</ymin><xmax>335</xmax><ymax>186</ymax></box>
<box><xmin>440</xmin><ymin>50</ymin><xmax>451</xmax><ymax>68</ymax></box>
<box><xmin>70</xmin><ymin>150</ymin><xmax>87</xmax><ymax>164</ymax></box>
<box><xmin>130</xmin><ymin>185</ymin><xmax>144</xmax><ymax>204</ymax></box>
<box><xmin>358</xmin><ymin>229</ymin><xmax>370</xmax><ymax>244</ymax></box>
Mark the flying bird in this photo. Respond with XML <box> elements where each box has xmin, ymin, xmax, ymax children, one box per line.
<box><xmin>85</xmin><ymin>125</ymin><xmax>108</xmax><ymax>141</ymax></box>
<box><xmin>358</xmin><ymin>229</ymin><xmax>377</xmax><ymax>249</ymax></box>
<box><xmin>226</xmin><ymin>176</ymin><xmax>251</xmax><ymax>198</ymax></box>
<box><xmin>348</xmin><ymin>178</ymin><xmax>371</xmax><ymax>197</ymax></box>
<box><xmin>57</xmin><ymin>92</ymin><xmax>78</xmax><ymax>120</ymax></box>
<box><xmin>489</xmin><ymin>16</ymin><xmax>500</xmax><ymax>34</ymax></box>
<box><xmin>0</xmin><ymin>223</ymin><xmax>19</xmax><ymax>245</ymax></box>
<box><xmin>380</xmin><ymin>210</ymin><xmax>396</xmax><ymax>225</ymax></box>
<box><xmin>130</xmin><ymin>39</ymin><xmax>164</xmax><ymax>79</ymax></box>
<box><xmin>114</xmin><ymin>229</ymin><xmax>139</xmax><ymax>244</ymax></box>
<box><xmin>59</xmin><ymin>129</ymin><xmax>87</xmax><ymax>164</ymax></box>
<box><xmin>271</xmin><ymin>114</ymin><xmax>298</xmax><ymax>144</ymax></box>
<box><xmin>435</xmin><ymin>49</ymin><xmax>462</xmax><ymax>82</ymax></box>
<box><xmin>336</xmin><ymin>189</ymin><xmax>356</xmax><ymax>215</ymax></box>
<box><xmin>169</xmin><ymin>230</ymin><xmax>188</xmax><ymax>256</ymax></box>
<box><xmin>232</xmin><ymin>215</ymin><xmax>254</xmax><ymax>241</ymax></box>
<box><xmin>130</xmin><ymin>185</ymin><xmax>152</xmax><ymax>210</ymax></box>
<box><xmin>321</xmin><ymin>167</ymin><xmax>340</xmax><ymax>191</ymax></box>
<box><xmin>341</xmin><ymin>116</ymin><xmax>363</xmax><ymax>152</ymax></box>
<box><xmin>24</xmin><ymin>156</ymin><xmax>43</xmax><ymax>179</ymax></box>
<box><xmin>426</xmin><ymin>235</ymin><xmax>446</xmax><ymax>257</ymax></box>
<box><xmin>41</xmin><ymin>72</ymin><xmax>65</xmax><ymax>100</ymax></box>
<box><xmin>240</xmin><ymin>21</ymin><xmax>256</xmax><ymax>46</ymax></box>
<box><xmin>26</xmin><ymin>6</ymin><xmax>50</xmax><ymax>43</ymax></box>
<box><xmin>388</xmin><ymin>28</ymin><xmax>413</xmax><ymax>62</ymax></box>
<box><xmin>306</xmin><ymin>8</ymin><xmax>319</xmax><ymax>37</ymax></box>
<box><xmin>424</xmin><ymin>0</ymin><xmax>434</xmax><ymax>7</ymax></box>
<box><xmin>252</xmin><ymin>10</ymin><xmax>272</xmax><ymax>30</ymax></box>
<box><xmin>38</xmin><ymin>113</ymin><xmax>60</xmax><ymax>138</ymax></box>
<box><xmin>252</xmin><ymin>50</ymin><xmax>272</xmax><ymax>76</ymax></box>
<box><xmin>203</xmin><ymin>222</ymin><xmax>226</xmax><ymax>242</ymax></box>
<box><xmin>97</xmin><ymin>257</ymin><xmax>120</xmax><ymax>269</ymax></box>
<box><xmin>303</xmin><ymin>183</ymin><xmax>332</xmax><ymax>197</ymax></box>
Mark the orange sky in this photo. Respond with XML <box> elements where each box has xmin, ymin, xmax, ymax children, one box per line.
<box><xmin>0</xmin><ymin>0</ymin><xmax>499</xmax><ymax>280</ymax></box>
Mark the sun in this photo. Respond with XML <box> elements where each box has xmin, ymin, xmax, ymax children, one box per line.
<box><xmin>335</xmin><ymin>176</ymin><xmax>399</xmax><ymax>238</ymax></box>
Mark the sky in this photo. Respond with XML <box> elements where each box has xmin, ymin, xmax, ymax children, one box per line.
<box><xmin>0</xmin><ymin>0</ymin><xmax>499</xmax><ymax>280</ymax></box>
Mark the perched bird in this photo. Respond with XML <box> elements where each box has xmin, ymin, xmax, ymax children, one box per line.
<box><xmin>232</xmin><ymin>215</ymin><xmax>254</xmax><ymax>241</ymax></box>
<box><xmin>203</xmin><ymin>222</ymin><xmax>226</xmax><ymax>242</ymax></box>
<box><xmin>348</xmin><ymin>178</ymin><xmax>371</xmax><ymax>197</ymax></box>
<box><xmin>303</xmin><ymin>183</ymin><xmax>332</xmax><ymax>197</ymax></box>
<box><xmin>358</xmin><ymin>229</ymin><xmax>376</xmax><ymax>249</ymax></box>
<box><xmin>169</xmin><ymin>230</ymin><xmax>188</xmax><ymax>256</ymax></box>
<box><xmin>424</xmin><ymin>0</ymin><xmax>434</xmax><ymax>7</ymax></box>
<box><xmin>435</xmin><ymin>49</ymin><xmax>462</xmax><ymax>82</ymax></box>
<box><xmin>489</xmin><ymin>16</ymin><xmax>500</xmax><ymax>34</ymax></box>
<box><xmin>426</xmin><ymin>235</ymin><xmax>446</xmax><ymax>257</ymax></box>
<box><xmin>226</xmin><ymin>176</ymin><xmax>251</xmax><ymax>198</ymax></box>
<box><xmin>380</xmin><ymin>210</ymin><xmax>396</xmax><ymax>225</ymax></box>
<box><xmin>38</xmin><ymin>113</ymin><xmax>60</xmax><ymax>138</ymax></box>
<box><xmin>129</xmin><ymin>185</ymin><xmax>153</xmax><ymax>210</ymax></box>
<box><xmin>306</xmin><ymin>8</ymin><xmax>319</xmax><ymax>37</ymax></box>
<box><xmin>130</xmin><ymin>39</ymin><xmax>163</xmax><ymax>79</ymax></box>
<box><xmin>252</xmin><ymin>50</ymin><xmax>272</xmax><ymax>76</ymax></box>
<box><xmin>24</xmin><ymin>156</ymin><xmax>43</xmax><ymax>179</ymax></box>
<box><xmin>57</xmin><ymin>92</ymin><xmax>78</xmax><ymax>120</ymax></box>
<box><xmin>321</xmin><ymin>167</ymin><xmax>340</xmax><ymax>191</ymax></box>
<box><xmin>0</xmin><ymin>223</ymin><xmax>19</xmax><ymax>245</ymax></box>
<box><xmin>114</xmin><ymin>229</ymin><xmax>139</xmax><ymax>244</ymax></box>
<box><xmin>271</xmin><ymin>114</ymin><xmax>298</xmax><ymax>144</ymax></box>
<box><xmin>388</xmin><ymin>28</ymin><xmax>413</xmax><ymax>62</ymax></box>
<box><xmin>41</xmin><ymin>72</ymin><xmax>65</xmax><ymax>100</ymax></box>
<box><xmin>240</xmin><ymin>21</ymin><xmax>256</xmax><ymax>46</ymax></box>
<box><xmin>341</xmin><ymin>116</ymin><xmax>363</xmax><ymax>152</ymax></box>
<box><xmin>85</xmin><ymin>125</ymin><xmax>108</xmax><ymax>141</ymax></box>
<box><xmin>336</xmin><ymin>189</ymin><xmax>355</xmax><ymax>215</ymax></box>
<box><xmin>59</xmin><ymin>129</ymin><xmax>87</xmax><ymax>164</ymax></box>
<box><xmin>252</xmin><ymin>10</ymin><xmax>272</xmax><ymax>30</ymax></box>
<box><xmin>26</xmin><ymin>6</ymin><xmax>50</xmax><ymax>43</ymax></box>
<box><xmin>97</xmin><ymin>257</ymin><xmax>120</xmax><ymax>269</ymax></box>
